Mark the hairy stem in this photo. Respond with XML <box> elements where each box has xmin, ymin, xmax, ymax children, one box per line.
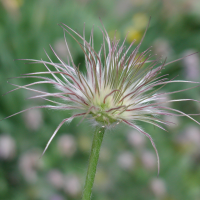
<box><xmin>82</xmin><ymin>126</ymin><xmax>105</xmax><ymax>200</ymax></box>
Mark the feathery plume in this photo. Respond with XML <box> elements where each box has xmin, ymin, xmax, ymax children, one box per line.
<box><xmin>5</xmin><ymin>20</ymin><xmax>200</xmax><ymax>174</ymax></box>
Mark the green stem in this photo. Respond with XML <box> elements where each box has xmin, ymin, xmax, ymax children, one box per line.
<box><xmin>82</xmin><ymin>126</ymin><xmax>105</xmax><ymax>200</ymax></box>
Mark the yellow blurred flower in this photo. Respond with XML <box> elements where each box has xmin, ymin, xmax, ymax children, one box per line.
<box><xmin>132</xmin><ymin>13</ymin><xmax>149</xmax><ymax>30</ymax></box>
<box><xmin>125</xmin><ymin>13</ymin><xmax>148</xmax><ymax>44</ymax></box>
<box><xmin>78</xmin><ymin>135</ymin><xmax>91</xmax><ymax>153</ymax></box>
<box><xmin>94</xmin><ymin>168</ymin><xmax>109</xmax><ymax>187</ymax></box>
<box><xmin>1</xmin><ymin>0</ymin><xmax>24</xmax><ymax>9</ymax></box>
<box><xmin>125</xmin><ymin>27</ymin><xmax>142</xmax><ymax>43</ymax></box>
<box><xmin>1</xmin><ymin>0</ymin><xmax>24</xmax><ymax>18</ymax></box>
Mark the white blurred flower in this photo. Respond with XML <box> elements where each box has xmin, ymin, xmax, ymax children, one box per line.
<box><xmin>182</xmin><ymin>50</ymin><xmax>200</xmax><ymax>80</ymax></box>
<box><xmin>189</xmin><ymin>0</ymin><xmax>200</xmax><ymax>18</ymax></box>
<box><xmin>19</xmin><ymin>149</ymin><xmax>43</xmax><ymax>183</ymax></box>
<box><xmin>64</xmin><ymin>175</ymin><xmax>81</xmax><ymax>197</ymax></box>
<box><xmin>54</xmin><ymin>39</ymin><xmax>68</xmax><ymax>59</ymax></box>
<box><xmin>117</xmin><ymin>151</ymin><xmax>135</xmax><ymax>170</ymax></box>
<box><xmin>47</xmin><ymin>169</ymin><xmax>64</xmax><ymax>189</ymax></box>
<box><xmin>150</xmin><ymin>178</ymin><xmax>166</xmax><ymax>197</ymax></box>
<box><xmin>50</xmin><ymin>194</ymin><xmax>65</xmax><ymax>200</ymax></box>
<box><xmin>132</xmin><ymin>0</ymin><xmax>153</xmax><ymax>6</ymax></box>
<box><xmin>141</xmin><ymin>150</ymin><xmax>157</xmax><ymax>171</ymax></box>
<box><xmin>176</xmin><ymin>125</ymin><xmax>200</xmax><ymax>148</ymax></box>
<box><xmin>184</xmin><ymin>125</ymin><xmax>200</xmax><ymax>145</ymax></box>
<box><xmin>57</xmin><ymin>134</ymin><xmax>76</xmax><ymax>157</ymax></box>
<box><xmin>114</xmin><ymin>0</ymin><xmax>133</xmax><ymax>18</ymax></box>
<box><xmin>127</xmin><ymin>130</ymin><xmax>146</xmax><ymax>149</ymax></box>
<box><xmin>153</xmin><ymin>38</ymin><xmax>172</xmax><ymax>58</ymax></box>
<box><xmin>0</xmin><ymin>134</ymin><xmax>16</xmax><ymax>160</ymax></box>
<box><xmin>23</xmin><ymin>108</ymin><xmax>43</xmax><ymax>131</ymax></box>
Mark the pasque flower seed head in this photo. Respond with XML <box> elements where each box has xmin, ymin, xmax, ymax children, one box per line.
<box><xmin>5</xmin><ymin>20</ymin><xmax>200</xmax><ymax>174</ymax></box>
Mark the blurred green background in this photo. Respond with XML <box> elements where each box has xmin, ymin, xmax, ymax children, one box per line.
<box><xmin>1</xmin><ymin>0</ymin><xmax>200</xmax><ymax>200</ymax></box>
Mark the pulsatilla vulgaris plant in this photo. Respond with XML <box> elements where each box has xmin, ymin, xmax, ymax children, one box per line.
<box><xmin>5</xmin><ymin>20</ymin><xmax>200</xmax><ymax>200</ymax></box>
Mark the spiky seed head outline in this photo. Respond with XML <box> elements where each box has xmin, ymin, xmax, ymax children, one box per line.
<box><xmin>4</xmin><ymin>20</ymin><xmax>200</xmax><ymax>174</ymax></box>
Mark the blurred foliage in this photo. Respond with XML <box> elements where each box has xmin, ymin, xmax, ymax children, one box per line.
<box><xmin>1</xmin><ymin>0</ymin><xmax>200</xmax><ymax>200</ymax></box>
